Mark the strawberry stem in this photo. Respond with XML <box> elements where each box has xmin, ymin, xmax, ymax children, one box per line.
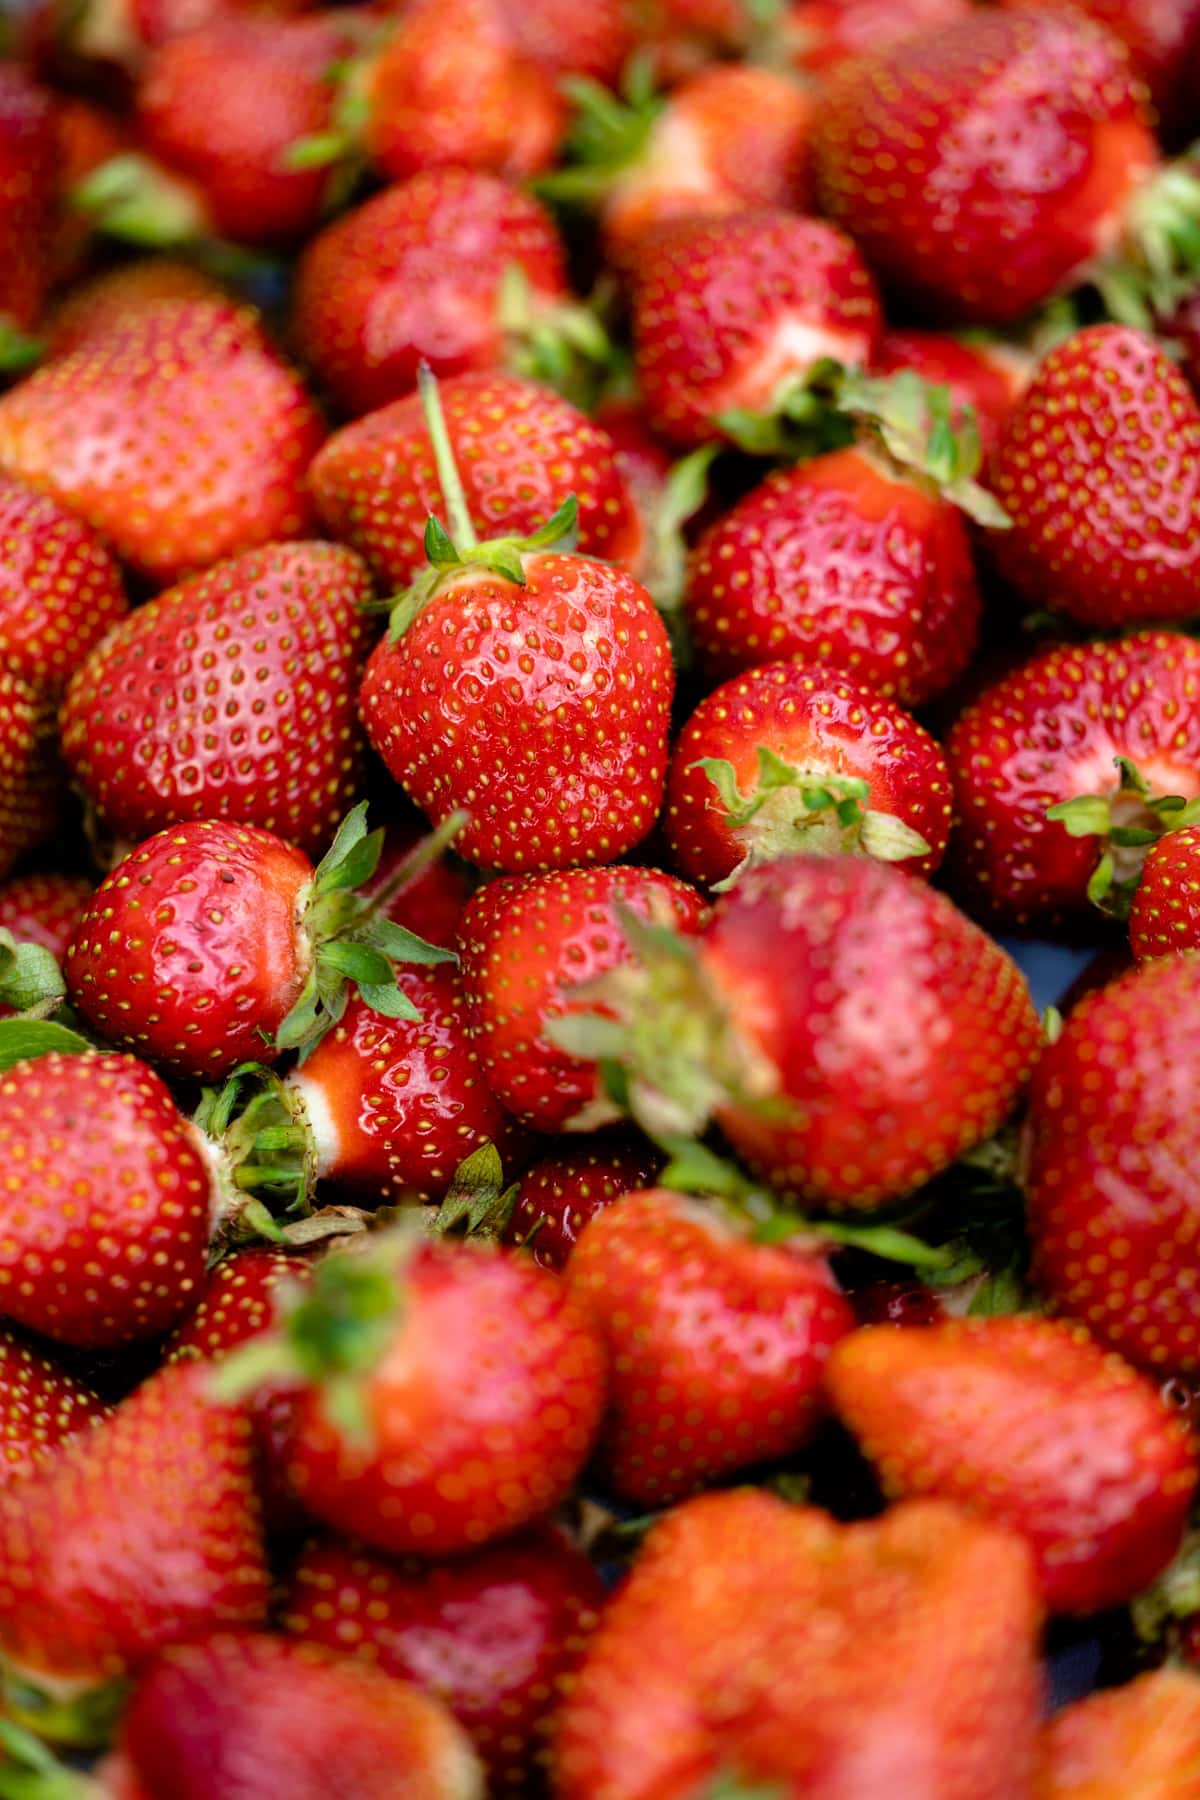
<box><xmin>417</xmin><ymin>363</ymin><xmax>477</xmax><ymax>550</ymax></box>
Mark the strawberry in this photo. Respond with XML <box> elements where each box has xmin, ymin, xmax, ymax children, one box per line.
<box><xmin>60</xmin><ymin>541</ymin><xmax>373</xmax><ymax>856</ymax></box>
<box><xmin>98</xmin><ymin>1632</ymin><xmax>483</xmax><ymax>1800</ymax></box>
<box><xmin>221</xmin><ymin>1231</ymin><xmax>607</xmax><ymax>1556</ymax></box>
<box><xmin>812</xmin><ymin>8</ymin><xmax>1158</xmax><ymax>325</ymax></box>
<box><xmin>829</xmin><ymin>1316</ymin><xmax>1197</xmax><ymax>1614</ymax></box>
<box><xmin>506</xmin><ymin>1130</ymin><xmax>662</xmax><ymax>1268</ymax></box>
<box><xmin>0</xmin><ymin>872</ymin><xmax>91</xmax><ymax>964</ymax></box>
<box><xmin>1036</xmin><ymin>1668</ymin><xmax>1200</xmax><ymax>1798</ymax></box>
<box><xmin>850</xmin><ymin>1277</ymin><xmax>944</xmax><ymax>1327</ymax></box>
<box><xmin>0</xmin><ymin>1360</ymin><xmax>267</xmax><ymax>1730</ymax></box>
<box><xmin>871</xmin><ymin>328</ymin><xmax>1028</xmax><ymax>460</ymax></box>
<box><xmin>0</xmin><ymin>671</ymin><xmax>62</xmax><ymax>881</ymax></box>
<box><xmin>362</xmin><ymin>818</ymin><xmax>474</xmax><ymax>951</ymax></box>
<box><xmin>553</xmin><ymin>1490</ymin><xmax>1042</xmax><ymax>1800</ymax></box>
<box><xmin>786</xmin><ymin>0</ymin><xmax>972</xmax><ymax>75</ymax></box>
<box><xmin>168</xmin><ymin>1246</ymin><xmax>307</xmax><ymax>1362</ymax></box>
<box><xmin>0</xmin><ymin>473</ymin><xmax>126</xmax><ymax>694</ymax></box>
<box><xmin>44</xmin><ymin>258</ymin><xmax>229</xmax><ymax>360</ymax></box>
<box><xmin>632</xmin><ymin>0</ymin><xmax>759</xmax><ymax>82</ymax></box>
<box><xmin>0</xmin><ymin>1328</ymin><xmax>106</xmax><ymax>1484</ymax></box>
<box><xmin>664</xmin><ymin>660</ymin><xmax>953</xmax><ymax>889</ymax></box>
<box><xmin>0</xmin><ymin>297</ymin><xmax>323</xmax><ymax>585</ymax></box>
<box><xmin>65</xmin><ymin>808</ymin><xmax>456</xmax><ymax>1081</ymax></box>
<box><xmin>568</xmin><ymin>1187</ymin><xmax>855</xmax><ymax>1503</ymax></box>
<box><xmin>47</xmin><ymin>98</ymin><xmax>130</xmax><ymax>290</ymax></box>
<box><xmin>946</xmin><ymin>630</ymin><xmax>1200</xmax><ymax>924</ymax></box>
<box><xmin>630</xmin><ymin>211</ymin><xmax>883</xmax><ymax>450</ymax></box>
<box><xmin>0</xmin><ymin>65</ymin><xmax>57</xmax><ymax>361</ymax></box>
<box><xmin>1129</xmin><ymin>822</ymin><xmax>1200</xmax><ymax>959</ymax></box>
<box><xmin>1025</xmin><ymin>952</ymin><xmax>1200</xmax><ymax>1373</ymax></box>
<box><xmin>283</xmin><ymin>1526</ymin><xmax>605</xmax><ymax>1794</ymax></box>
<box><xmin>292</xmin><ymin>172</ymin><xmax>574</xmax><ymax>419</ymax></box>
<box><xmin>358</xmin><ymin>373</ymin><xmax>672</xmax><ymax>873</ymax></box>
<box><xmin>988</xmin><ymin>324</ymin><xmax>1200</xmax><ymax>629</ymax></box>
<box><xmin>494</xmin><ymin>0</ymin><xmax>632</xmax><ymax>81</ymax></box>
<box><xmin>1004</xmin><ymin>0</ymin><xmax>1200</xmax><ymax>148</ymax></box>
<box><xmin>456</xmin><ymin>866</ymin><xmax>706</xmax><ymax>1133</ymax></box>
<box><xmin>310</xmin><ymin>372</ymin><xmax>643</xmax><ymax>593</ymax></box>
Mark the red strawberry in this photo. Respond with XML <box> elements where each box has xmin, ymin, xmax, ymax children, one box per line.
<box><xmin>506</xmin><ymin>1130</ymin><xmax>662</xmax><ymax>1268</ymax></box>
<box><xmin>684</xmin><ymin>446</ymin><xmax>982</xmax><ymax>705</ymax></box>
<box><xmin>630</xmin><ymin>211</ymin><xmax>883</xmax><ymax>449</ymax></box>
<box><xmin>310</xmin><ymin>372</ymin><xmax>643</xmax><ymax>593</ymax></box>
<box><xmin>283</xmin><ymin>1526</ymin><xmax>605</xmax><ymax>1794</ymax></box>
<box><xmin>633</xmin><ymin>0</ymin><xmax>759</xmax><ymax>82</ymax></box>
<box><xmin>60</xmin><ymin>541</ymin><xmax>373</xmax><ymax>856</ymax></box>
<box><xmin>786</xmin><ymin>0</ymin><xmax>972</xmax><ymax>75</ymax></box>
<box><xmin>0</xmin><ymin>671</ymin><xmax>64</xmax><ymax>879</ymax></box>
<box><xmin>1025</xmin><ymin>952</ymin><xmax>1200</xmax><ymax>1374</ymax></box>
<box><xmin>1003</xmin><ymin>0</ymin><xmax>1200</xmax><ymax>147</ymax></box>
<box><xmin>988</xmin><ymin>325</ymin><xmax>1200</xmax><ymax>629</ymax></box>
<box><xmin>872</xmin><ymin>328</ymin><xmax>1028</xmax><ymax>460</ymax></box>
<box><xmin>168</xmin><ymin>1246</ymin><xmax>307</xmax><ymax>1362</ymax></box>
<box><xmin>98</xmin><ymin>1632</ymin><xmax>483</xmax><ymax>1800</ymax></box>
<box><xmin>65</xmin><ymin>809</ymin><xmax>456</xmax><ymax>1081</ymax></box>
<box><xmin>44</xmin><ymin>258</ymin><xmax>229</xmax><ymax>360</ymax></box>
<box><xmin>224</xmin><ymin>1233</ymin><xmax>607</xmax><ymax>1556</ymax></box>
<box><xmin>0</xmin><ymin>1361</ymin><xmax>267</xmax><ymax>1721</ymax></box>
<box><xmin>568</xmin><ymin>1188</ymin><xmax>855</xmax><ymax>1503</ymax></box>
<box><xmin>849</xmin><ymin>1278</ymin><xmax>944</xmax><ymax>1328</ymax></box>
<box><xmin>0</xmin><ymin>297</ymin><xmax>323</xmax><ymax>584</ymax></box>
<box><xmin>0</xmin><ymin>65</ymin><xmax>57</xmax><ymax>357</ymax></box>
<box><xmin>0</xmin><ymin>473</ymin><xmax>126</xmax><ymax>697</ymax></box>
<box><xmin>946</xmin><ymin>630</ymin><xmax>1200</xmax><ymax>924</ymax></box>
<box><xmin>0</xmin><ymin>1328</ymin><xmax>106</xmax><ymax>1484</ymax></box>
<box><xmin>494</xmin><ymin>0</ymin><xmax>632</xmax><ymax>81</ymax></box>
<box><xmin>812</xmin><ymin>8</ymin><xmax>1158</xmax><ymax>325</ymax></box>
<box><xmin>1129</xmin><ymin>822</ymin><xmax>1200</xmax><ymax>959</ymax></box>
<box><xmin>553</xmin><ymin>1490</ymin><xmax>1042</xmax><ymax>1800</ymax></box>
<box><xmin>664</xmin><ymin>660</ymin><xmax>953</xmax><ymax>889</ymax></box>
<box><xmin>0</xmin><ymin>872</ymin><xmax>91</xmax><ymax>963</ymax></box>
<box><xmin>1036</xmin><ymin>1668</ymin><xmax>1200</xmax><ymax>1797</ymax></box>
<box><xmin>292</xmin><ymin>170</ymin><xmax>572</xmax><ymax>418</ymax></box>
<box><xmin>829</xmin><ymin>1316</ymin><xmax>1197</xmax><ymax>1614</ymax></box>
<box><xmin>456</xmin><ymin>866</ymin><xmax>706</xmax><ymax>1133</ymax></box>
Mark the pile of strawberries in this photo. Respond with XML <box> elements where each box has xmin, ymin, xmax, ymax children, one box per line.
<box><xmin>2</xmin><ymin>0</ymin><xmax>1200</xmax><ymax>1792</ymax></box>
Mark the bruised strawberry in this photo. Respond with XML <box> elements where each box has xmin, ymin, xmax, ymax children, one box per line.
<box><xmin>1129</xmin><ymin>823</ymin><xmax>1200</xmax><ymax>959</ymax></box>
<box><xmin>829</xmin><ymin>1317</ymin><xmax>1197</xmax><ymax>1614</ymax></box>
<box><xmin>0</xmin><ymin>65</ymin><xmax>57</xmax><ymax>355</ymax></box>
<box><xmin>664</xmin><ymin>661</ymin><xmax>952</xmax><ymax>889</ymax></box>
<box><xmin>506</xmin><ymin>1131</ymin><xmax>662</xmax><ymax>1268</ymax></box>
<box><xmin>0</xmin><ymin>1328</ymin><xmax>106</xmax><ymax>1484</ymax></box>
<box><xmin>61</xmin><ymin>541</ymin><xmax>372</xmax><ymax>855</ymax></box>
<box><xmin>872</xmin><ymin>328</ymin><xmax>1027</xmax><ymax>460</ymax></box>
<box><xmin>283</xmin><ymin>1526</ymin><xmax>605</xmax><ymax>1795</ymax></box>
<box><xmin>44</xmin><ymin>258</ymin><xmax>229</xmax><ymax>360</ymax></box>
<box><xmin>0</xmin><ymin>474</ymin><xmax>126</xmax><ymax>695</ymax></box>
<box><xmin>554</xmin><ymin>1490</ymin><xmax>1043</xmax><ymax>1800</ymax></box>
<box><xmin>1036</xmin><ymin>1668</ymin><xmax>1200</xmax><ymax>1797</ymax></box>
<box><xmin>0</xmin><ymin>872</ymin><xmax>91</xmax><ymax>963</ymax></box>
<box><xmin>786</xmin><ymin>0</ymin><xmax>972</xmax><ymax>74</ymax></box>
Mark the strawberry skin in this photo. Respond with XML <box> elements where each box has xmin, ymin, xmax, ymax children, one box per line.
<box><xmin>812</xmin><ymin>8</ymin><xmax>1157</xmax><ymax>324</ymax></box>
<box><xmin>684</xmin><ymin>445</ymin><xmax>982</xmax><ymax>705</ymax></box>
<box><xmin>311</xmin><ymin>372</ymin><xmax>643</xmax><ymax>592</ymax></box>
<box><xmin>456</xmin><ymin>866</ymin><xmax>707</xmax><ymax>1132</ymax></box>
<box><xmin>568</xmin><ymin>1188</ymin><xmax>855</xmax><ymax>1504</ymax></box>
<box><xmin>1004</xmin><ymin>0</ymin><xmax>1200</xmax><ymax>147</ymax></box>
<box><xmin>0</xmin><ymin>65</ymin><xmax>57</xmax><ymax>338</ymax></box>
<box><xmin>0</xmin><ymin>670</ymin><xmax>63</xmax><ymax>880</ymax></box>
<box><xmin>1036</xmin><ymin>1668</ymin><xmax>1200</xmax><ymax>1798</ymax></box>
<box><xmin>61</xmin><ymin>541</ymin><xmax>373</xmax><ymax>855</ymax></box>
<box><xmin>871</xmin><ymin>328</ymin><xmax>1027</xmax><ymax>460</ymax></box>
<box><xmin>787</xmin><ymin>0</ymin><xmax>972</xmax><ymax>75</ymax></box>
<box><xmin>45</xmin><ymin>259</ymin><xmax>230</xmax><ymax>360</ymax></box>
<box><xmin>360</xmin><ymin>554</ymin><xmax>673</xmax><ymax>873</ymax></box>
<box><xmin>1129</xmin><ymin>823</ymin><xmax>1200</xmax><ymax>960</ymax></box>
<box><xmin>989</xmin><ymin>325</ymin><xmax>1200</xmax><ymax>628</ymax></box>
<box><xmin>0</xmin><ymin>474</ymin><xmax>127</xmax><ymax>694</ymax></box>
<box><xmin>946</xmin><ymin>630</ymin><xmax>1200</xmax><ymax>923</ymax></box>
<box><xmin>665</xmin><ymin>660</ymin><xmax>953</xmax><ymax>887</ymax></box>
<box><xmin>494</xmin><ymin>0</ymin><xmax>632</xmax><ymax>81</ymax></box>
<box><xmin>829</xmin><ymin>1317</ymin><xmax>1197</xmax><ymax>1614</ymax></box>
<box><xmin>0</xmin><ymin>870</ymin><xmax>91</xmax><ymax>967</ymax></box>
<box><xmin>631</xmin><ymin>211</ymin><xmax>882</xmax><ymax>449</ymax></box>
<box><xmin>554</xmin><ymin>1490</ymin><xmax>1042</xmax><ymax>1800</ymax></box>
<box><xmin>292</xmin><ymin>172</ymin><xmax>570</xmax><ymax>419</ymax></box>
<box><xmin>283</xmin><ymin>1526</ymin><xmax>605</xmax><ymax>1795</ymax></box>
<box><xmin>168</xmin><ymin>1246</ymin><xmax>306</xmax><ymax>1362</ymax></box>
<box><xmin>0</xmin><ymin>1328</ymin><xmax>106</xmax><ymax>1484</ymax></box>
<box><xmin>0</xmin><ymin>298</ymin><xmax>324</xmax><ymax>584</ymax></box>
<box><xmin>506</xmin><ymin>1130</ymin><xmax>662</xmax><ymax>1268</ymax></box>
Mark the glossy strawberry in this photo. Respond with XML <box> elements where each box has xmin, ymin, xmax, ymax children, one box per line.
<box><xmin>0</xmin><ymin>872</ymin><xmax>91</xmax><ymax>963</ymax></box>
<box><xmin>0</xmin><ymin>671</ymin><xmax>64</xmax><ymax>879</ymax></box>
<box><xmin>1129</xmin><ymin>823</ymin><xmax>1200</xmax><ymax>959</ymax></box>
<box><xmin>0</xmin><ymin>298</ymin><xmax>323</xmax><ymax>584</ymax></box>
<box><xmin>0</xmin><ymin>1328</ymin><xmax>106</xmax><ymax>1484</ymax></box>
<box><xmin>684</xmin><ymin>446</ymin><xmax>982</xmax><ymax>705</ymax></box>
<box><xmin>946</xmin><ymin>631</ymin><xmax>1200</xmax><ymax>924</ymax></box>
<box><xmin>665</xmin><ymin>661</ymin><xmax>953</xmax><ymax>888</ymax></box>
<box><xmin>1004</xmin><ymin>0</ymin><xmax>1200</xmax><ymax>147</ymax></box>
<box><xmin>0</xmin><ymin>65</ymin><xmax>57</xmax><ymax>351</ymax></box>
<box><xmin>168</xmin><ymin>1247</ymin><xmax>306</xmax><ymax>1361</ymax></box>
<box><xmin>0</xmin><ymin>474</ymin><xmax>127</xmax><ymax>695</ymax></box>
<box><xmin>44</xmin><ymin>258</ymin><xmax>229</xmax><ymax>360</ymax></box>
<box><xmin>872</xmin><ymin>328</ymin><xmax>1027</xmax><ymax>460</ymax></box>
<box><xmin>989</xmin><ymin>325</ymin><xmax>1200</xmax><ymax>628</ymax></box>
<box><xmin>630</xmin><ymin>211</ymin><xmax>882</xmax><ymax>449</ymax></box>
<box><xmin>812</xmin><ymin>8</ymin><xmax>1157</xmax><ymax>324</ymax></box>
<box><xmin>457</xmin><ymin>866</ymin><xmax>706</xmax><ymax>1133</ymax></box>
<box><xmin>830</xmin><ymin>1316</ymin><xmax>1197</xmax><ymax>1614</ymax></box>
<box><xmin>786</xmin><ymin>0</ymin><xmax>972</xmax><ymax>74</ymax></box>
<box><xmin>61</xmin><ymin>541</ymin><xmax>372</xmax><ymax>855</ymax></box>
<box><xmin>1036</xmin><ymin>1668</ymin><xmax>1200</xmax><ymax>1797</ymax></box>
<box><xmin>554</xmin><ymin>1490</ymin><xmax>1042</xmax><ymax>1800</ymax></box>
<box><xmin>284</xmin><ymin>1526</ymin><xmax>605</xmax><ymax>1794</ymax></box>
<box><xmin>506</xmin><ymin>1131</ymin><xmax>662</xmax><ymax>1268</ymax></box>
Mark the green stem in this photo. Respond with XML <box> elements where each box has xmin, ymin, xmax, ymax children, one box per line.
<box><xmin>353</xmin><ymin>810</ymin><xmax>470</xmax><ymax>928</ymax></box>
<box><xmin>417</xmin><ymin>365</ymin><xmax>477</xmax><ymax>550</ymax></box>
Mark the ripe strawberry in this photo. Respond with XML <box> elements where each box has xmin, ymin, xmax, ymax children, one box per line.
<box><xmin>1129</xmin><ymin>823</ymin><xmax>1200</xmax><ymax>959</ymax></box>
<box><xmin>664</xmin><ymin>660</ymin><xmax>953</xmax><ymax>889</ymax></box>
<box><xmin>946</xmin><ymin>630</ymin><xmax>1200</xmax><ymax>924</ymax></box>
<box><xmin>0</xmin><ymin>65</ymin><xmax>57</xmax><ymax>357</ymax></box>
<box><xmin>0</xmin><ymin>1328</ymin><xmax>106</xmax><ymax>1484</ymax></box>
<box><xmin>99</xmin><ymin>1632</ymin><xmax>483</xmax><ymax>1800</ymax></box>
<box><xmin>44</xmin><ymin>258</ymin><xmax>229</xmax><ymax>360</ymax></box>
<box><xmin>456</xmin><ymin>866</ymin><xmax>706</xmax><ymax>1132</ymax></box>
<box><xmin>989</xmin><ymin>325</ymin><xmax>1200</xmax><ymax>628</ymax></box>
<box><xmin>1004</xmin><ymin>0</ymin><xmax>1200</xmax><ymax>147</ymax></box>
<box><xmin>633</xmin><ymin>0</ymin><xmax>759</xmax><ymax>82</ymax></box>
<box><xmin>494</xmin><ymin>0</ymin><xmax>632</xmax><ymax>81</ymax></box>
<box><xmin>224</xmin><ymin>1232</ymin><xmax>607</xmax><ymax>1556</ymax></box>
<box><xmin>65</xmin><ymin>809</ymin><xmax>456</xmax><ymax>1081</ymax></box>
<box><xmin>168</xmin><ymin>1246</ymin><xmax>306</xmax><ymax>1362</ymax></box>
<box><xmin>829</xmin><ymin>1316</ymin><xmax>1197</xmax><ymax>1614</ymax></box>
<box><xmin>1025</xmin><ymin>952</ymin><xmax>1200</xmax><ymax>1373</ymax></box>
<box><xmin>506</xmin><ymin>1130</ymin><xmax>662</xmax><ymax>1268</ymax></box>
<box><xmin>60</xmin><ymin>541</ymin><xmax>373</xmax><ymax>855</ymax></box>
<box><xmin>553</xmin><ymin>1490</ymin><xmax>1042</xmax><ymax>1800</ymax></box>
<box><xmin>0</xmin><ymin>1361</ymin><xmax>267</xmax><ymax>1721</ymax></box>
<box><xmin>812</xmin><ymin>8</ymin><xmax>1158</xmax><ymax>325</ymax></box>
<box><xmin>0</xmin><ymin>872</ymin><xmax>91</xmax><ymax>963</ymax></box>
<box><xmin>630</xmin><ymin>211</ymin><xmax>883</xmax><ymax>450</ymax></box>
<box><xmin>292</xmin><ymin>172</ymin><xmax>573</xmax><ymax>418</ymax></box>
<box><xmin>283</xmin><ymin>1526</ymin><xmax>605</xmax><ymax>1794</ymax></box>
<box><xmin>0</xmin><ymin>298</ymin><xmax>323</xmax><ymax>585</ymax></box>
<box><xmin>1036</xmin><ymin>1668</ymin><xmax>1200</xmax><ymax>1797</ymax></box>
<box><xmin>684</xmin><ymin>446</ymin><xmax>982</xmax><ymax>705</ymax></box>
<box><xmin>872</xmin><ymin>328</ymin><xmax>1028</xmax><ymax>459</ymax></box>
<box><xmin>568</xmin><ymin>1188</ymin><xmax>855</xmax><ymax>1503</ymax></box>
<box><xmin>786</xmin><ymin>0</ymin><xmax>972</xmax><ymax>75</ymax></box>
<box><xmin>310</xmin><ymin>372</ymin><xmax>643</xmax><ymax>593</ymax></box>
<box><xmin>0</xmin><ymin>473</ymin><xmax>126</xmax><ymax>695</ymax></box>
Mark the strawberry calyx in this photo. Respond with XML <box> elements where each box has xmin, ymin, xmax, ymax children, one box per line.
<box><xmin>71</xmin><ymin>152</ymin><xmax>211</xmax><ymax>248</ymax></box>
<box><xmin>1131</xmin><ymin>1521</ymin><xmax>1200</xmax><ymax>1649</ymax></box>
<box><xmin>640</xmin><ymin>442</ymin><xmax>716</xmax><ymax>666</ymax></box>
<box><xmin>496</xmin><ymin>263</ymin><xmax>615</xmax><ymax>412</ymax></box>
<box><xmin>533</xmin><ymin>59</ymin><xmax>663</xmax><ymax>208</ymax></box>
<box><xmin>194</xmin><ymin>1061</ymin><xmax>318</xmax><ymax>1239</ymax></box>
<box><xmin>0</xmin><ymin>1017</ymin><xmax>94</xmax><ymax>1072</ymax></box>
<box><xmin>0</xmin><ymin>1718</ymin><xmax>97</xmax><ymax>1800</ymax></box>
<box><xmin>1046</xmin><ymin>754</ymin><xmax>1200</xmax><ymax>917</ymax></box>
<box><xmin>698</xmin><ymin>1775</ymin><xmax>788</xmax><ymax>1800</ymax></box>
<box><xmin>431</xmin><ymin>1141</ymin><xmax>520</xmax><ymax>1241</ymax></box>
<box><xmin>1095</xmin><ymin>149</ymin><xmax>1200</xmax><ymax>328</ymax></box>
<box><xmin>0</xmin><ymin>1664</ymin><xmax>129</xmax><ymax>1753</ymax></box>
<box><xmin>0</xmin><ymin>321</ymin><xmax>42</xmax><ymax>375</ymax></box>
<box><xmin>0</xmin><ymin>932</ymin><xmax>66</xmax><ymax>1020</ymax></box>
